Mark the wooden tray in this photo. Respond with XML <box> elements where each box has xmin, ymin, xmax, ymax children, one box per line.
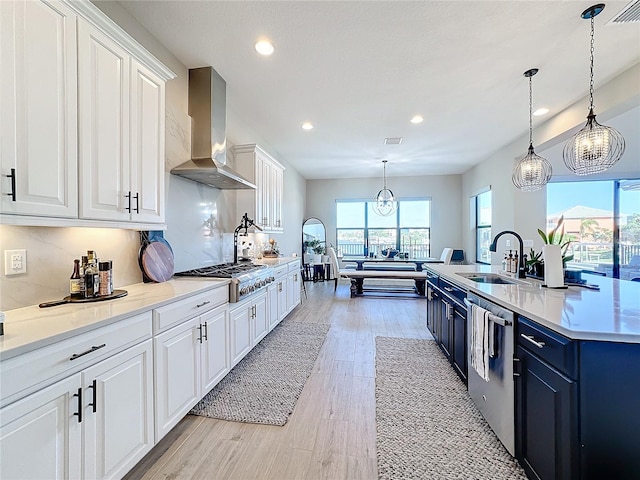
<box><xmin>39</xmin><ymin>290</ymin><xmax>128</xmax><ymax>308</ymax></box>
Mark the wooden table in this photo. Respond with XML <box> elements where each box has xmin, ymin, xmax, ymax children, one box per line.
<box><xmin>341</xmin><ymin>257</ymin><xmax>442</xmax><ymax>271</ymax></box>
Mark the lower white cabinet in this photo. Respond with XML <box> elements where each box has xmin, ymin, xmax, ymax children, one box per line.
<box><xmin>229</xmin><ymin>291</ymin><xmax>267</xmax><ymax>367</ymax></box>
<box><xmin>154</xmin><ymin>304</ymin><xmax>229</xmax><ymax>441</ymax></box>
<box><xmin>287</xmin><ymin>270</ymin><xmax>301</xmax><ymax>314</ymax></box>
<box><xmin>0</xmin><ymin>339</ymin><xmax>153</xmax><ymax>480</ymax></box>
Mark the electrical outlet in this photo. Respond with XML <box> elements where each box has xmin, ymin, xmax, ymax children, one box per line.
<box><xmin>524</xmin><ymin>239</ymin><xmax>534</xmax><ymax>248</ymax></box>
<box><xmin>505</xmin><ymin>240</ymin><xmax>511</xmax><ymax>247</ymax></box>
<box><xmin>4</xmin><ymin>249</ymin><xmax>26</xmax><ymax>275</ymax></box>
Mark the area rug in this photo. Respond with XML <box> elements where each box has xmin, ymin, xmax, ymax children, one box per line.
<box><xmin>375</xmin><ymin>337</ymin><xmax>527</xmax><ymax>480</ymax></box>
<box><xmin>190</xmin><ymin>319</ymin><xmax>329</xmax><ymax>426</ymax></box>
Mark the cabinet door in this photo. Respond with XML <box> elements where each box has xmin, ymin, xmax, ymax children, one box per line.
<box><xmin>0</xmin><ymin>373</ymin><xmax>82</xmax><ymax>480</ymax></box>
<box><xmin>267</xmin><ymin>283</ymin><xmax>279</xmax><ymax>331</ymax></box>
<box><xmin>439</xmin><ymin>298</ymin><xmax>452</xmax><ymax>359</ymax></box>
<box><xmin>129</xmin><ymin>59</ymin><xmax>165</xmax><ymax>224</ymax></box>
<box><xmin>426</xmin><ymin>286</ymin><xmax>440</xmax><ymax>341</ymax></box>
<box><xmin>201</xmin><ymin>305</ymin><xmax>229</xmax><ymax>394</ymax></box>
<box><xmin>82</xmin><ymin>340</ymin><xmax>154</xmax><ymax>480</ymax></box>
<box><xmin>451</xmin><ymin>305</ymin><xmax>467</xmax><ymax>383</ymax></box>
<box><xmin>277</xmin><ymin>278</ymin><xmax>288</xmax><ymax>321</ymax></box>
<box><xmin>286</xmin><ymin>271</ymin><xmax>300</xmax><ymax>312</ymax></box>
<box><xmin>154</xmin><ymin>318</ymin><xmax>201</xmax><ymax>441</ymax></box>
<box><xmin>253</xmin><ymin>293</ymin><xmax>269</xmax><ymax>344</ymax></box>
<box><xmin>229</xmin><ymin>302</ymin><xmax>252</xmax><ymax>366</ymax></box>
<box><xmin>271</xmin><ymin>165</ymin><xmax>283</xmax><ymax>231</ymax></box>
<box><xmin>0</xmin><ymin>0</ymin><xmax>78</xmax><ymax>217</ymax></box>
<box><xmin>515</xmin><ymin>346</ymin><xmax>577</xmax><ymax>480</ymax></box>
<box><xmin>77</xmin><ymin>19</ymin><xmax>131</xmax><ymax>222</ymax></box>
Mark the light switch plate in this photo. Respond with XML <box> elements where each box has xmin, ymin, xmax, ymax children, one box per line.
<box><xmin>505</xmin><ymin>240</ymin><xmax>511</xmax><ymax>247</ymax></box>
<box><xmin>524</xmin><ymin>239</ymin><xmax>534</xmax><ymax>248</ymax></box>
<box><xmin>4</xmin><ymin>249</ymin><xmax>26</xmax><ymax>275</ymax></box>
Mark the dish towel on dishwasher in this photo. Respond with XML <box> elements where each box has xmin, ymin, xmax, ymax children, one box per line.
<box><xmin>470</xmin><ymin>304</ymin><xmax>491</xmax><ymax>382</ymax></box>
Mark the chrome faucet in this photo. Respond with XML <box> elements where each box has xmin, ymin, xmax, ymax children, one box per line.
<box><xmin>489</xmin><ymin>230</ymin><xmax>526</xmax><ymax>279</ymax></box>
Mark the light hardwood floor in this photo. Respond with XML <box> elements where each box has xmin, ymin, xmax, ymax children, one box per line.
<box><xmin>125</xmin><ymin>279</ymin><xmax>432</xmax><ymax>480</ymax></box>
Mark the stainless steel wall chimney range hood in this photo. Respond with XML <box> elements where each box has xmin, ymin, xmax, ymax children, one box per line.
<box><xmin>170</xmin><ymin>67</ymin><xmax>256</xmax><ymax>190</ymax></box>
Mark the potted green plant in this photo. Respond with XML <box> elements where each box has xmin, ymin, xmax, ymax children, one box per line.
<box><xmin>526</xmin><ymin>248</ymin><xmax>544</xmax><ymax>278</ymax></box>
<box><xmin>538</xmin><ymin>215</ymin><xmax>575</xmax><ymax>279</ymax></box>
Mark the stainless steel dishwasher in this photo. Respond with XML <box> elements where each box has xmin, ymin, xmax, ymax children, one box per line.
<box><xmin>465</xmin><ymin>292</ymin><xmax>515</xmax><ymax>456</ymax></box>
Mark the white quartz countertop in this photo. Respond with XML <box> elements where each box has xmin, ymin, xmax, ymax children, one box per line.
<box><xmin>0</xmin><ymin>278</ymin><xmax>230</xmax><ymax>360</ymax></box>
<box><xmin>426</xmin><ymin>265</ymin><xmax>640</xmax><ymax>344</ymax></box>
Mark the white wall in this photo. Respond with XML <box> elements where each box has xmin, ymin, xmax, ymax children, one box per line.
<box><xmin>462</xmin><ymin>64</ymin><xmax>640</xmax><ymax>265</ymax></box>
<box><xmin>306</xmin><ymin>174</ymin><xmax>462</xmax><ymax>259</ymax></box>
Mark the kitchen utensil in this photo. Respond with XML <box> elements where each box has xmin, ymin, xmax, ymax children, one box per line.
<box><xmin>39</xmin><ymin>289</ymin><xmax>128</xmax><ymax>308</ymax></box>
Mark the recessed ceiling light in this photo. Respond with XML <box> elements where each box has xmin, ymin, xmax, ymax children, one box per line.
<box><xmin>254</xmin><ymin>39</ymin><xmax>274</xmax><ymax>56</ymax></box>
<box><xmin>410</xmin><ymin>115</ymin><xmax>424</xmax><ymax>124</ymax></box>
<box><xmin>533</xmin><ymin>107</ymin><xmax>549</xmax><ymax>116</ymax></box>
<box><xmin>301</xmin><ymin>122</ymin><xmax>314</xmax><ymax>130</ymax></box>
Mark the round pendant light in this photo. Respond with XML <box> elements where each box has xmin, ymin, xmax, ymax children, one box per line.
<box><xmin>512</xmin><ymin>68</ymin><xmax>552</xmax><ymax>192</ymax></box>
<box><xmin>563</xmin><ymin>4</ymin><xmax>625</xmax><ymax>175</ymax></box>
<box><xmin>372</xmin><ymin>160</ymin><xmax>397</xmax><ymax>216</ymax></box>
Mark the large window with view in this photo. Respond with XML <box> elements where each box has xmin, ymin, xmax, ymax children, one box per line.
<box><xmin>546</xmin><ymin>179</ymin><xmax>640</xmax><ymax>280</ymax></box>
<box><xmin>336</xmin><ymin>199</ymin><xmax>431</xmax><ymax>257</ymax></box>
<box><xmin>473</xmin><ymin>190</ymin><xmax>492</xmax><ymax>264</ymax></box>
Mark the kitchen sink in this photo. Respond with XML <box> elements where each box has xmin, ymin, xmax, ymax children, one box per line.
<box><xmin>455</xmin><ymin>272</ymin><xmax>522</xmax><ymax>285</ymax></box>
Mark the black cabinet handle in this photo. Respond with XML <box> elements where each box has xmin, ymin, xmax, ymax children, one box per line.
<box><xmin>133</xmin><ymin>192</ymin><xmax>139</xmax><ymax>213</ymax></box>
<box><xmin>69</xmin><ymin>344</ymin><xmax>106</xmax><ymax>361</ymax></box>
<box><xmin>73</xmin><ymin>388</ymin><xmax>83</xmax><ymax>423</ymax></box>
<box><xmin>5</xmin><ymin>168</ymin><xmax>16</xmax><ymax>201</ymax></box>
<box><xmin>197</xmin><ymin>324</ymin><xmax>203</xmax><ymax>343</ymax></box>
<box><xmin>88</xmin><ymin>379</ymin><xmax>97</xmax><ymax>413</ymax></box>
<box><xmin>202</xmin><ymin>322</ymin><xmax>208</xmax><ymax>341</ymax></box>
<box><xmin>196</xmin><ymin>301</ymin><xmax>210</xmax><ymax>308</ymax></box>
<box><xmin>125</xmin><ymin>191</ymin><xmax>132</xmax><ymax>213</ymax></box>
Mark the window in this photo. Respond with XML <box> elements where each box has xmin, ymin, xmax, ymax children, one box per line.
<box><xmin>473</xmin><ymin>189</ymin><xmax>492</xmax><ymax>264</ymax></box>
<box><xmin>336</xmin><ymin>199</ymin><xmax>431</xmax><ymax>257</ymax></box>
<box><xmin>546</xmin><ymin>179</ymin><xmax>640</xmax><ymax>280</ymax></box>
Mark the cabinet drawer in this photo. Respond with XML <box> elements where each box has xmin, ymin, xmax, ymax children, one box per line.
<box><xmin>273</xmin><ymin>265</ymin><xmax>288</xmax><ymax>278</ymax></box>
<box><xmin>287</xmin><ymin>259</ymin><xmax>301</xmax><ymax>272</ymax></box>
<box><xmin>517</xmin><ymin>316</ymin><xmax>576</xmax><ymax>378</ymax></box>
<box><xmin>1</xmin><ymin>312</ymin><xmax>152</xmax><ymax>406</ymax></box>
<box><xmin>153</xmin><ymin>287</ymin><xmax>227</xmax><ymax>334</ymax></box>
<box><xmin>439</xmin><ymin>277</ymin><xmax>467</xmax><ymax>307</ymax></box>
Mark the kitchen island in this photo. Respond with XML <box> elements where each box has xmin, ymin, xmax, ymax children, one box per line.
<box><xmin>425</xmin><ymin>264</ymin><xmax>640</xmax><ymax>480</ymax></box>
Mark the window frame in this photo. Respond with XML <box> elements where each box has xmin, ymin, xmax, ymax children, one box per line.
<box><xmin>472</xmin><ymin>188</ymin><xmax>492</xmax><ymax>265</ymax></box>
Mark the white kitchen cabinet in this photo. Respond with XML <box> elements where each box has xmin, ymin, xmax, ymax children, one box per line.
<box><xmin>0</xmin><ymin>0</ymin><xmax>79</xmax><ymax>218</ymax></box>
<box><xmin>234</xmin><ymin>144</ymin><xmax>285</xmax><ymax>233</ymax></box>
<box><xmin>287</xmin><ymin>270</ymin><xmax>302</xmax><ymax>314</ymax></box>
<box><xmin>0</xmin><ymin>373</ymin><xmax>82</xmax><ymax>480</ymax></box>
<box><xmin>78</xmin><ymin>21</ymin><xmax>165</xmax><ymax>224</ymax></box>
<box><xmin>153</xmin><ymin>299</ymin><xmax>229</xmax><ymax>440</ymax></box>
<box><xmin>229</xmin><ymin>290</ymin><xmax>267</xmax><ymax>367</ymax></box>
<box><xmin>276</xmin><ymin>275</ymin><xmax>288</xmax><ymax>323</ymax></box>
<box><xmin>0</xmin><ymin>0</ymin><xmax>174</xmax><ymax>228</ymax></box>
<box><xmin>82</xmin><ymin>339</ymin><xmax>154</xmax><ymax>480</ymax></box>
<box><xmin>0</xmin><ymin>315</ymin><xmax>153</xmax><ymax>480</ymax></box>
<box><xmin>267</xmin><ymin>282</ymin><xmax>279</xmax><ymax>331</ymax></box>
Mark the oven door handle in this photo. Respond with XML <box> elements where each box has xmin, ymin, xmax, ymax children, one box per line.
<box><xmin>464</xmin><ymin>299</ymin><xmax>512</xmax><ymax>326</ymax></box>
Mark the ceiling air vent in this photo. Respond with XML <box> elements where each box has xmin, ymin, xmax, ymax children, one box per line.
<box><xmin>609</xmin><ymin>0</ymin><xmax>640</xmax><ymax>24</ymax></box>
<box><xmin>384</xmin><ymin>137</ymin><xmax>403</xmax><ymax>145</ymax></box>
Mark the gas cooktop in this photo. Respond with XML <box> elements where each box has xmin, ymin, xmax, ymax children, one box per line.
<box><xmin>174</xmin><ymin>262</ymin><xmax>267</xmax><ymax>278</ymax></box>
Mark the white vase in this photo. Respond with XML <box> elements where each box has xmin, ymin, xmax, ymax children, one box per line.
<box><xmin>321</xmin><ymin>255</ymin><xmax>330</xmax><ymax>263</ymax></box>
<box><xmin>312</xmin><ymin>254</ymin><xmax>322</xmax><ymax>264</ymax></box>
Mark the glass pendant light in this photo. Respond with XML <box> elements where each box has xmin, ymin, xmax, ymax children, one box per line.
<box><xmin>563</xmin><ymin>4</ymin><xmax>625</xmax><ymax>175</ymax></box>
<box><xmin>512</xmin><ymin>68</ymin><xmax>552</xmax><ymax>192</ymax></box>
<box><xmin>372</xmin><ymin>160</ymin><xmax>397</xmax><ymax>216</ymax></box>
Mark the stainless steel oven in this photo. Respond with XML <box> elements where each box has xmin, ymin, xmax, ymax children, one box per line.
<box><xmin>465</xmin><ymin>292</ymin><xmax>515</xmax><ymax>456</ymax></box>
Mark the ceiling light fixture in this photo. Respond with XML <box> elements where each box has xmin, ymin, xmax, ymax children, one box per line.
<box><xmin>512</xmin><ymin>68</ymin><xmax>552</xmax><ymax>192</ymax></box>
<box><xmin>301</xmin><ymin>122</ymin><xmax>314</xmax><ymax>130</ymax></box>
<box><xmin>410</xmin><ymin>115</ymin><xmax>424</xmax><ymax>124</ymax></box>
<box><xmin>254</xmin><ymin>39</ymin><xmax>274</xmax><ymax>56</ymax></box>
<box><xmin>563</xmin><ymin>3</ymin><xmax>625</xmax><ymax>175</ymax></box>
<box><xmin>372</xmin><ymin>160</ymin><xmax>397</xmax><ymax>217</ymax></box>
<box><xmin>533</xmin><ymin>107</ymin><xmax>549</xmax><ymax>116</ymax></box>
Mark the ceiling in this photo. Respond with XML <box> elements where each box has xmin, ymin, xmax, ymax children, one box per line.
<box><xmin>116</xmin><ymin>0</ymin><xmax>640</xmax><ymax>180</ymax></box>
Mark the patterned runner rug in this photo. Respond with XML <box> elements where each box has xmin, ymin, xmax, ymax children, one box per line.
<box><xmin>190</xmin><ymin>319</ymin><xmax>329</xmax><ymax>426</ymax></box>
<box><xmin>375</xmin><ymin>336</ymin><xmax>527</xmax><ymax>479</ymax></box>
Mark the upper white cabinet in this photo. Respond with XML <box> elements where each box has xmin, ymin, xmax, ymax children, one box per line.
<box><xmin>234</xmin><ymin>144</ymin><xmax>285</xmax><ymax>233</ymax></box>
<box><xmin>0</xmin><ymin>0</ymin><xmax>175</xmax><ymax>228</ymax></box>
<box><xmin>0</xmin><ymin>0</ymin><xmax>79</xmax><ymax>218</ymax></box>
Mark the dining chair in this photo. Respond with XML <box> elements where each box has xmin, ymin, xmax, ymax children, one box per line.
<box><xmin>328</xmin><ymin>246</ymin><xmax>349</xmax><ymax>292</ymax></box>
<box><xmin>440</xmin><ymin>248</ymin><xmax>454</xmax><ymax>265</ymax></box>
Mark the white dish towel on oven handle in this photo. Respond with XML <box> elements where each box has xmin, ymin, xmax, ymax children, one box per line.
<box><xmin>470</xmin><ymin>303</ymin><xmax>491</xmax><ymax>382</ymax></box>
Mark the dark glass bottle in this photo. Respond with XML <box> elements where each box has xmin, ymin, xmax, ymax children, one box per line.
<box><xmin>70</xmin><ymin>259</ymin><xmax>84</xmax><ymax>299</ymax></box>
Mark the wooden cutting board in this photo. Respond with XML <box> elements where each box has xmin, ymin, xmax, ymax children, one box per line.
<box><xmin>140</xmin><ymin>241</ymin><xmax>175</xmax><ymax>283</ymax></box>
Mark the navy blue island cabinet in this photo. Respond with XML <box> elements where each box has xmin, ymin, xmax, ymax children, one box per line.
<box><xmin>515</xmin><ymin>316</ymin><xmax>640</xmax><ymax>480</ymax></box>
